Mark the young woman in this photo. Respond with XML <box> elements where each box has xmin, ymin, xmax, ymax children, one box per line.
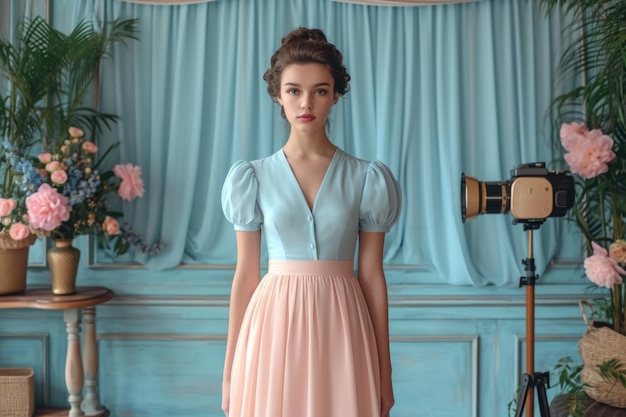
<box><xmin>221</xmin><ymin>27</ymin><xmax>401</xmax><ymax>417</ymax></box>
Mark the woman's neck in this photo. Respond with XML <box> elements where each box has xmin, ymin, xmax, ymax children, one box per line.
<box><xmin>283</xmin><ymin>130</ymin><xmax>336</xmax><ymax>157</ymax></box>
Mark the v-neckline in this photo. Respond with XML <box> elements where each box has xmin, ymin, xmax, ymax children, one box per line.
<box><xmin>280</xmin><ymin>148</ymin><xmax>339</xmax><ymax>213</ymax></box>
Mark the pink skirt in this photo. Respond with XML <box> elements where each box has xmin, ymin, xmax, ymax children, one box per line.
<box><xmin>228</xmin><ymin>260</ymin><xmax>381</xmax><ymax>417</ymax></box>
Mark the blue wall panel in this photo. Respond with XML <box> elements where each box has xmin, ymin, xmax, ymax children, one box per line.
<box><xmin>0</xmin><ymin>253</ymin><xmax>593</xmax><ymax>417</ymax></box>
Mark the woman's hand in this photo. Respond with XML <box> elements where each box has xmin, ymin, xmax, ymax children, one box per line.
<box><xmin>222</xmin><ymin>374</ymin><xmax>230</xmax><ymax>416</ymax></box>
<box><xmin>380</xmin><ymin>375</ymin><xmax>395</xmax><ymax>417</ymax></box>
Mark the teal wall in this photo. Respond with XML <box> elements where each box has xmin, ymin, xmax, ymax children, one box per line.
<box><xmin>0</xmin><ymin>235</ymin><xmax>591</xmax><ymax>417</ymax></box>
<box><xmin>0</xmin><ymin>0</ymin><xmax>592</xmax><ymax>416</ymax></box>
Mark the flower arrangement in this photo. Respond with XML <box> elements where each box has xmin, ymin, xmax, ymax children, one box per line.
<box><xmin>559</xmin><ymin>122</ymin><xmax>626</xmax><ymax>334</ymax></box>
<box><xmin>0</xmin><ymin>16</ymin><xmax>139</xmax><ymax>245</ymax></box>
<box><xmin>4</xmin><ymin>127</ymin><xmax>161</xmax><ymax>255</ymax></box>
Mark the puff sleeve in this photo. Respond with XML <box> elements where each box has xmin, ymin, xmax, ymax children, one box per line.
<box><xmin>221</xmin><ymin>160</ymin><xmax>263</xmax><ymax>231</ymax></box>
<box><xmin>359</xmin><ymin>161</ymin><xmax>402</xmax><ymax>233</ymax></box>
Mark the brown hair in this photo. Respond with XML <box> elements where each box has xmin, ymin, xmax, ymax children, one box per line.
<box><xmin>263</xmin><ymin>27</ymin><xmax>351</xmax><ymax>112</ymax></box>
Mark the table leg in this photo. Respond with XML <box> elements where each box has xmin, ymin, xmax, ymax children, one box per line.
<box><xmin>81</xmin><ymin>306</ymin><xmax>102</xmax><ymax>415</ymax></box>
<box><xmin>64</xmin><ymin>309</ymin><xmax>84</xmax><ymax>417</ymax></box>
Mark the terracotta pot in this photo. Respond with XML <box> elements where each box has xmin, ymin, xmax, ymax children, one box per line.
<box><xmin>0</xmin><ymin>233</ymin><xmax>37</xmax><ymax>295</ymax></box>
<box><xmin>48</xmin><ymin>238</ymin><xmax>80</xmax><ymax>295</ymax></box>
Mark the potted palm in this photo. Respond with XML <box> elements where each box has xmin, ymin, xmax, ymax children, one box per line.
<box><xmin>537</xmin><ymin>0</ymin><xmax>626</xmax><ymax>413</ymax></box>
<box><xmin>0</xmin><ymin>15</ymin><xmax>138</xmax><ymax>294</ymax></box>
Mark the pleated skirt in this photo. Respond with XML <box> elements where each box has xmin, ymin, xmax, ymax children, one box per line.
<box><xmin>228</xmin><ymin>260</ymin><xmax>381</xmax><ymax>417</ymax></box>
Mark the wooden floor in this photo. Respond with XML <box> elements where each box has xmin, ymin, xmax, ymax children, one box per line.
<box><xmin>34</xmin><ymin>408</ymin><xmax>109</xmax><ymax>417</ymax></box>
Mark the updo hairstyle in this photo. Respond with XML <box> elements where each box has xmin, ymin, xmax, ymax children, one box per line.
<box><xmin>263</xmin><ymin>28</ymin><xmax>351</xmax><ymax>106</ymax></box>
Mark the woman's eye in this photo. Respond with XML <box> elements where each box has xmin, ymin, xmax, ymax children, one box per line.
<box><xmin>314</xmin><ymin>89</ymin><xmax>327</xmax><ymax>95</ymax></box>
<box><xmin>287</xmin><ymin>89</ymin><xmax>299</xmax><ymax>95</ymax></box>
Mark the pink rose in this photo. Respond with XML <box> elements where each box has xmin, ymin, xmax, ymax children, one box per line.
<box><xmin>38</xmin><ymin>153</ymin><xmax>52</xmax><ymax>164</ymax></box>
<box><xmin>113</xmin><ymin>164</ymin><xmax>145</xmax><ymax>201</ymax></box>
<box><xmin>82</xmin><ymin>141</ymin><xmax>98</xmax><ymax>154</ymax></box>
<box><xmin>0</xmin><ymin>198</ymin><xmax>17</xmax><ymax>217</ymax></box>
<box><xmin>37</xmin><ymin>169</ymin><xmax>49</xmax><ymax>180</ymax></box>
<box><xmin>9</xmin><ymin>223</ymin><xmax>30</xmax><ymax>241</ymax></box>
<box><xmin>68</xmin><ymin>127</ymin><xmax>84</xmax><ymax>138</ymax></box>
<box><xmin>102</xmin><ymin>216</ymin><xmax>120</xmax><ymax>235</ymax></box>
<box><xmin>50</xmin><ymin>170</ymin><xmax>68</xmax><ymax>185</ymax></box>
<box><xmin>26</xmin><ymin>184</ymin><xmax>72</xmax><ymax>232</ymax></box>
<box><xmin>609</xmin><ymin>240</ymin><xmax>626</xmax><ymax>264</ymax></box>
<box><xmin>46</xmin><ymin>161</ymin><xmax>62</xmax><ymax>172</ymax></box>
<box><xmin>584</xmin><ymin>242</ymin><xmax>626</xmax><ymax>288</ymax></box>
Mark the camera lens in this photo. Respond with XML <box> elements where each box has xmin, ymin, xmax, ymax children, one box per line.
<box><xmin>461</xmin><ymin>173</ymin><xmax>509</xmax><ymax>222</ymax></box>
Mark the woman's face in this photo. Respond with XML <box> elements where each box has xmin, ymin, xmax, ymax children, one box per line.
<box><xmin>276</xmin><ymin>63</ymin><xmax>339</xmax><ymax>133</ymax></box>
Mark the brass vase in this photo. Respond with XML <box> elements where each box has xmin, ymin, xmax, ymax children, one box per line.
<box><xmin>0</xmin><ymin>233</ymin><xmax>37</xmax><ymax>295</ymax></box>
<box><xmin>48</xmin><ymin>238</ymin><xmax>80</xmax><ymax>295</ymax></box>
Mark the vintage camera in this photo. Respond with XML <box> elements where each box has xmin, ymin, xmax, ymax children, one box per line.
<box><xmin>461</xmin><ymin>162</ymin><xmax>575</xmax><ymax>223</ymax></box>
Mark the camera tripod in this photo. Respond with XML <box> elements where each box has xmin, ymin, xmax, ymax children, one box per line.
<box><xmin>513</xmin><ymin>220</ymin><xmax>551</xmax><ymax>417</ymax></box>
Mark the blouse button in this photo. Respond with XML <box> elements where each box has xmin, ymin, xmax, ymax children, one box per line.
<box><xmin>310</xmin><ymin>243</ymin><xmax>315</xmax><ymax>250</ymax></box>
<box><xmin>307</xmin><ymin>215</ymin><xmax>312</xmax><ymax>222</ymax></box>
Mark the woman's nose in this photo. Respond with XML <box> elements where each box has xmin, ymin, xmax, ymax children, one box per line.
<box><xmin>300</xmin><ymin>95</ymin><xmax>312</xmax><ymax>109</ymax></box>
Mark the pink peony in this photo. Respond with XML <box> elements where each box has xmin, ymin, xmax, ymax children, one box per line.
<box><xmin>102</xmin><ymin>216</ymin><xmax>120</xmax><ymax>235</ymax></box>
<box><xmin>50</xmin><ymin>170</ymin><xmax>68</xmax><ymax>185</ymax></box>
<box><xmin>68</xmin><ymin>127</ymin><xmax>84</xmax><ymax>138</ymax></box>
<box><xmin>584</xmin><ymin>242</ymin><xmax>626</xmax><ymax>288</ymax></box>
<box><xmin>26</xmin><ymin>184</ymin><xmax>72</xmax><ymax>232</ymax></box>
<box><xmin>561</xmin><ymin>125</ymin><xmax>616</xmax><ymax>179</ymax></box>
<box><xmin>9</xmin><ymin>223</ymin><xmax>30</xmax><ymax>241</ymax></box>
<box><xmin>560</xmin><ymin>122</ymin><xmax>588</xmax><ymax>151</ymax></box>
<box><xmin>113</xmin><ymin>164</ymin><xmax>145</xmax><ymax>201</ymax></box>
<box><xmin>0</xmin><ymin>198</ymin><xmax>17</xmax><ymax>217</ymax></box>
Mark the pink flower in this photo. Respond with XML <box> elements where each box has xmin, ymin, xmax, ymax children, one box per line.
<box><xmin>46</xmin><ymin>161</ymin><xmax>62</xmax><ymax>173</ymax></box>
<box><xmin>50</xmin><ymin>170</ymin><xmax>68</xmax><ymax>185</ymax></box>
<box><xmin>584</xmin><ymin>242</ymin><xmax>626</xmax><ymax>288</ymax></box>
<box><xmin>38</xmin><ymin>153</ymin><xmax>52</xmax><ymax>164</ymax></box>
<box><xmin>9</xmin><ymin>223</ymin><xmax>30</xmax><ymax>241</ymax></box>
<box><xmin>25</xmin><ymin>184</ymin><xmax>72</xmax><ymax>232</ymax></box>
<box><xmin>68</xmin><ymin>127</ymin><xmax>84</xmax><ymax>138</ymax></box>
<box><xmin>102</xmin><ymin>216</ymin><xmax>120</xmax><ymax>235</ymax></box>
<box><xmin>560</xmin><ymin>122</ymin><xmax>588</xmax><ymax>151</ymax></box>
<box><xmin>561</xmin><ymin>123</ymin><xmax>616</xmax><ymax>179</ymax></box>
<box><xmin>82</xmin><ymin>141</ymin><xmax>98</xmax><ymax>154</ymax></box>
<box><xmin>113</xmin><ymin>164</ymin><xmax>145</xmax><ymax>201</ymax></box>
<box><xmin>0</xmin><ymin>198</ymin><xmax>17</xmax><ymax>217</ymax></box>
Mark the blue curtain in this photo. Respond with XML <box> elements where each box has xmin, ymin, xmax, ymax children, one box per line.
<box><xmin>3</xmin><ymin>0</ymin><xmax>578</xmax><ymax>285</ymax></box>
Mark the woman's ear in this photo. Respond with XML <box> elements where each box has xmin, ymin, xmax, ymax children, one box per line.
<box><xmin>333</xmin><ymin>92</ymin><xmax>339</xmax><ymax>105</ymax></box>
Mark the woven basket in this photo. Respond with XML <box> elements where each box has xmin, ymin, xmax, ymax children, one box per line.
<box><xmin>578</xmin><ymin>300</ymin><xmax>626</xmax><ymax>408</ymax></box>
<box><xmin>0</xmin><ymin>233</ymin><xmax>37</xmax><ymax>295</ymax></box>
<box><xmin>0</xmin><ymin>368</ymin><xmax>35</xmax><ymax>417</ymax></box>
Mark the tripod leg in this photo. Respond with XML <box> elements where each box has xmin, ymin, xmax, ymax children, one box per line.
<box><xmin>514</xmin><ymin>374</ymin><xmax>531</xmax><ymax>417</ymax></box>
<box><xmin>536</xmin><ymin>373</ymin><xmax>551</xmax><ymax>417</ymax></box>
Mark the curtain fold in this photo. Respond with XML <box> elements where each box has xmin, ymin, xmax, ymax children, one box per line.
<box><xmin>331</xmin><ymin>0</ymin><xmax>477</xmax><ymax>5</ymax></box>
<box><xmin>117</xmin><ymin>0</ymin><xmax>218</xmax><ymax>4</ymax></box>
<box><xmin>8</xmin><ymin>0</ymin><xmax>577</xmax><ymax>285</ymax></box>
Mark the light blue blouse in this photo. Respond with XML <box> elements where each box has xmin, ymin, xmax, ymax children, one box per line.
<box><xmin>221</xmin><ymin>148</ymin><xmax>401</xmax><ymax>261</ymax></box>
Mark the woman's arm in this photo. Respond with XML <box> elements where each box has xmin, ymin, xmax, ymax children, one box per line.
<box><xmin>357</xmin><ymin>231</ymin><xmax>394</xmax><ymax>417</ymax></box>
<box><xmin>222</xmin><ymin>230</ymin><xmax>262</xmax><ymax>416</ymax></box>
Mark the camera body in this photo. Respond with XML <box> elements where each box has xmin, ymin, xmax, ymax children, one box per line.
<box><xmin>461</xmin><ymin>162</ymin><xmax>575</xmax><ymax>223</ymax></box>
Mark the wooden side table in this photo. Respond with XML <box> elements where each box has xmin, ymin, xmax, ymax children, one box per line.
<box><xmin>0</xmin><ymin>286</ymin><xmax>114</xmax><ymax>417</ymax></box>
